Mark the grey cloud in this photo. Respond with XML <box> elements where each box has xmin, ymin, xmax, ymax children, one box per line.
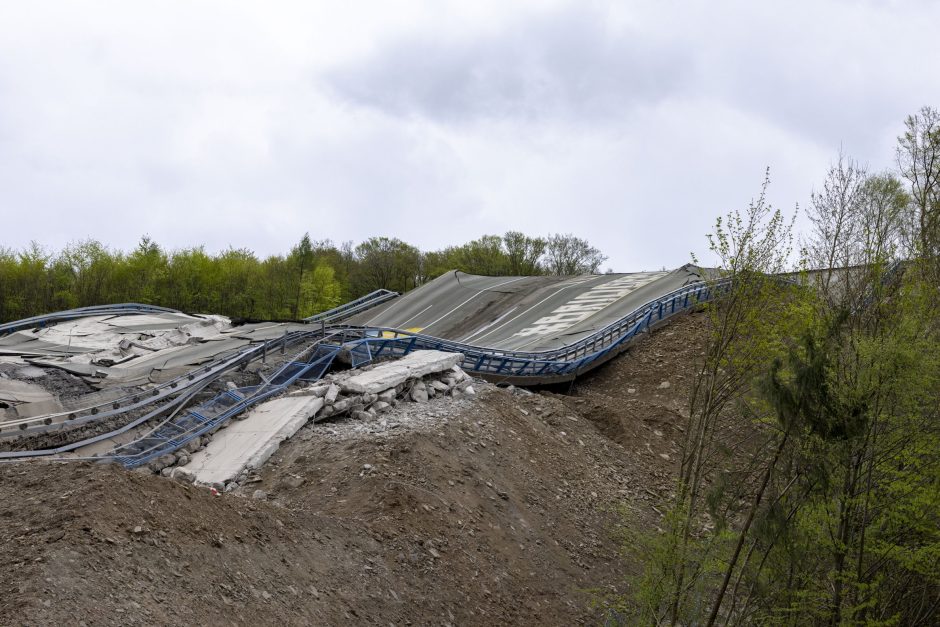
<box><xmin>324</xmin><ymin>6</ymin><xmax>692</xmax><ymax>123</ymax></box>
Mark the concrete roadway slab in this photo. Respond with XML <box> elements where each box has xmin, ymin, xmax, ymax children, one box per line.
<box><xmin>186</xmin><ymin>395</ymin><xmax>325</xmax><ymax>486</ymax></box>
<box><xmin>347</xmin><ymin>266</ymin><xmax>705</xmax><ymax>351</ymax></box>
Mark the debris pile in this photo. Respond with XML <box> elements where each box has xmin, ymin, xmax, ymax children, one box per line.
<box><xmin>166</xmin><ymin>351</ymin><xmax>478</xmax><ymax>490</ymax></box>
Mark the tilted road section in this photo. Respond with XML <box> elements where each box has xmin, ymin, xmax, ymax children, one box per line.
<box><xmin>347</xmin><ymin>265</ymin><xmax>705</xmax><ymax>351</ymax></box>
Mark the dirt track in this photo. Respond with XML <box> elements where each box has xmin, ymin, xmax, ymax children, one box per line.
<box><xmin>0</xmin><ymin>312</ymin><xmax>708</xmax><ymax>625</ymax></box>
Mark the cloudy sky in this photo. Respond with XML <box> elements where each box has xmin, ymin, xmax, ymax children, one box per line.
<box><xmin>1</xmin><ymin>0</ymin><xmax>939</xmax><ymax>271</ymax></box>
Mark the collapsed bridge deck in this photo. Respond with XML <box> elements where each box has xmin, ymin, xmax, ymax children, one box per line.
<box><xmin>0</xmin><ymin>265</ymin><xmax>721</xmax><ymax>466</ymax></box>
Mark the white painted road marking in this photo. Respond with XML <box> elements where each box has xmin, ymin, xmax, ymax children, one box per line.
<box><xmin>394</xmin><ymin>304</ymin><xmax>432</xmax><ymax>328</ymax></box>
<box><xmin>421</xmin><ymin>276</ymin><xmax>527</xmax><ymax>333</ymax></box>
<box><xmin>511</xmin><ymin>272</ymin><xmax>666</xmax><ymax>339</ymax></box>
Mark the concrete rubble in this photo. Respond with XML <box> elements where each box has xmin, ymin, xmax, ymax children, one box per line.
<box><xmin>172</xmin><ymin>350</ymin><xmax>475</xmax><ymax>490</ymax></box>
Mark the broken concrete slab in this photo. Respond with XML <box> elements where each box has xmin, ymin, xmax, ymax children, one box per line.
<box><xmin>186</xmin><ymin>395</ymin><xmax>325</xmax><ymax>487</ymax></box>
<box><xmin>0</xmin><ymin>379</ymin><xmax>55</xmax><ymax>405</ymax></box>
<box><xmin>340</xmin><ymin>351</ymin><xmax>463</xmax><ymax>395</ymax></box>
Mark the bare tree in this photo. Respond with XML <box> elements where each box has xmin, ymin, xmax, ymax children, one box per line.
<box><xmin>804</xmin><ymin>151</ymin><xmax>867</xmax><ymax>303</ymax></box>
<box><xmin>897</xmin><ymin>106</ymin><xmax>940</xmax><ymax>257</ymax></box>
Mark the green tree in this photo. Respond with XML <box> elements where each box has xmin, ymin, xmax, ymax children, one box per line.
<box><xmin>353</xmin><ymin>236</ymin><xmax>421</xmax><ymax>293</ymax></box>
<box><xmin>544</xmin><ymin>233</ymin><xmax>606</xmax><ymax>275</ymax></box>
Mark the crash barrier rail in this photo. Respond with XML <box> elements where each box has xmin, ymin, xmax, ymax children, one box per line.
<box><xmin>0</xmin><ymin>329</ymin><xmax>343</xmax><ymax>466</ymax></box>
<box><xmin>336</xmin><ymin>278</ymin><xmax>734</xmax><ymax>380</ymax></box>
<box><xmin>0</xmin><ymin>327</ymin><xmax>310</xmax><ymax>438</ymax></box>
<box><xmin>304</xmin><ymin>289</ymin><xmax>398</xmax><ymax>323</ymax></box>
<box><xmin>0</xmin><ymin>303</ymin><xmax>181</xmax><ymax>337</ymax></box>
<box><xmin>107</xmin><ymin>334</ymin><xmax>345</xmax><ymax>469</ymax></box>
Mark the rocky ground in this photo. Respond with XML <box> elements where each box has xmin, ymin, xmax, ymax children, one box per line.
<box><xmin>0</xmin><ymin>312</ymin><xmax>709</xmax><ymax>626</ymax></box>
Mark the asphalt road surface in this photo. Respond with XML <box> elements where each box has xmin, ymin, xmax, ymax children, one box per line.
<box><xmin>346</xmin><ymin>265</ymin><xmax>705</xmax><ymax>351</ymax></box>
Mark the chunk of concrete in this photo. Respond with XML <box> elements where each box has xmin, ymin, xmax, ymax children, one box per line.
<box><xmin>340</xmin><ymin>351</ymin><xmax>463</xmax><ymax>395</ymax></box>
<box><xmin>186</xmin><ymin>395</ymin><xmax>324</xmax><ymax>487</ymax></box>
<box><xmin>308</xmin><ymin>384</ymin><xmax>330</xmax><ymax>397</ymax></box>
<box><xmin>171</xmin><ymin>466</ymin><xmax>196</xmax><ymax>484</ymax></box>
<box><xmin>324</xmin><ymin>384</ymin><xmax>341</xmax><ymax>404</ymax></box>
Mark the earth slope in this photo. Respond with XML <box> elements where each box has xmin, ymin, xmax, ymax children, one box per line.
<box><xmin>0</xmin><ymin>313</ymin><xmax>708</xmax><ymax>625</ymax></box>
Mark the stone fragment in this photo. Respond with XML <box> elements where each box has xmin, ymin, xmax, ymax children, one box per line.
<box><xmin>411</xmin><ymin>387</ymin><xmax>429</xmax><ymax>403</ymax></box>
<box><xmin>280</xmin><ymin>475</ymin><xmax>305</xmax><ymax>489</ymax></box>
<box><xmin>377</xmin><ymin>389</ymin><xmax>396</xmax><ymax>403</ymax></box>
<box><xmin>324</xmin><ymin>384</ymin><xmax>341</xmax><ymax>404</ymax></box>
<box><xmin>171</xmin><ymin>467</ymin><xmax>196</xmax><ymax>484</ymax></box>
<box><xmin>372</xmin><ymin>401</ymin><xmax>390</xmax><ymax>413</ymax></box>
<box><xmin>252</xmin><ymin>489</ymin><xmax>268</xmax><ymax>500</ymax></box>
<box><xmin>308</xmin><ymin>384</ymin><xmax>330</xmax><ymax>398</ymax></box>
<box><xmin>658</xmin><ymin>381</ymin><xmax>671</xmax><ymax>389</ymax></box>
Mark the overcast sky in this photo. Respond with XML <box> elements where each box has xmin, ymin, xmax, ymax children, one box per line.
<box><xmin>2</xmin><ymin>1</ymin><xmax>939</xmax><ymax>271</ymax></box>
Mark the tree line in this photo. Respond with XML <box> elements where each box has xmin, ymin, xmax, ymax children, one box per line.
<box><xmin>621</xmin><ymin>107</ymin><xmax>940</xmax><ymax>624</ymax></box>
<box><xmin>0</xmin><ymin>232</ymin><xmax>607</xmax><ymax>323</ymax></box>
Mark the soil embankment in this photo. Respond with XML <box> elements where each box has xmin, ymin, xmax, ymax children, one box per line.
<box><xmin>0</xmin><ymin>313</ymin><xmax>709</xmax><ymax>625</ymax></box>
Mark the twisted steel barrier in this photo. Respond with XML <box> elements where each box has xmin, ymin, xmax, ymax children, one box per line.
<box><xmin>108</xmin><ymin>333</ymin><xmax>344</xmax><ymax>468</ymax></box>
<box><xmin>304</xmin><ymin>289</ymin><xmax>398</xmax><ymax>323</ymax></box>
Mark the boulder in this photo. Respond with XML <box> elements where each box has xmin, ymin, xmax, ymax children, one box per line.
<box><xmin>171</xmin><ymin>467</ymin><xmax>196</xmax><ymax>484</ymax></box>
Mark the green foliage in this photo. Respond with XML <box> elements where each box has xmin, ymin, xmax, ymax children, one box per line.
<box><xmin>0</xmin><ymin>231</ymin><xmax>608</xmax><ymax>323</ymax></box>
<box><xmin>622</xmin><ymin>107</ymin><xmax>940</xmax><ymax>626</ymax></box>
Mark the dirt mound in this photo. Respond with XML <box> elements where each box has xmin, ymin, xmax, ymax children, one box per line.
<box><xmin>0</xmin><ymin>313</ymin><xmax>709</xmax><ymax>625</ymax></box>
<box><xmin>557</xmin><ymin>312</ymin><xmax>708</xmax><ymax>497</ymax></box>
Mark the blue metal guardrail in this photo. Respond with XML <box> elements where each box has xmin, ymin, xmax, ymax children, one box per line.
<box><xmin>0</xmin><ymin>303</ymin><xmax>182</xmax><ymax>337</ymax></box>
<box><xmin>107</xmin><ymin>336</ymin><xmax>344</xmax><ymax>468</ymax></box>
<box><xmin>304</xmin><ymin>289</ymin><xmax>398</xmax><ymax>323</ymax></box>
